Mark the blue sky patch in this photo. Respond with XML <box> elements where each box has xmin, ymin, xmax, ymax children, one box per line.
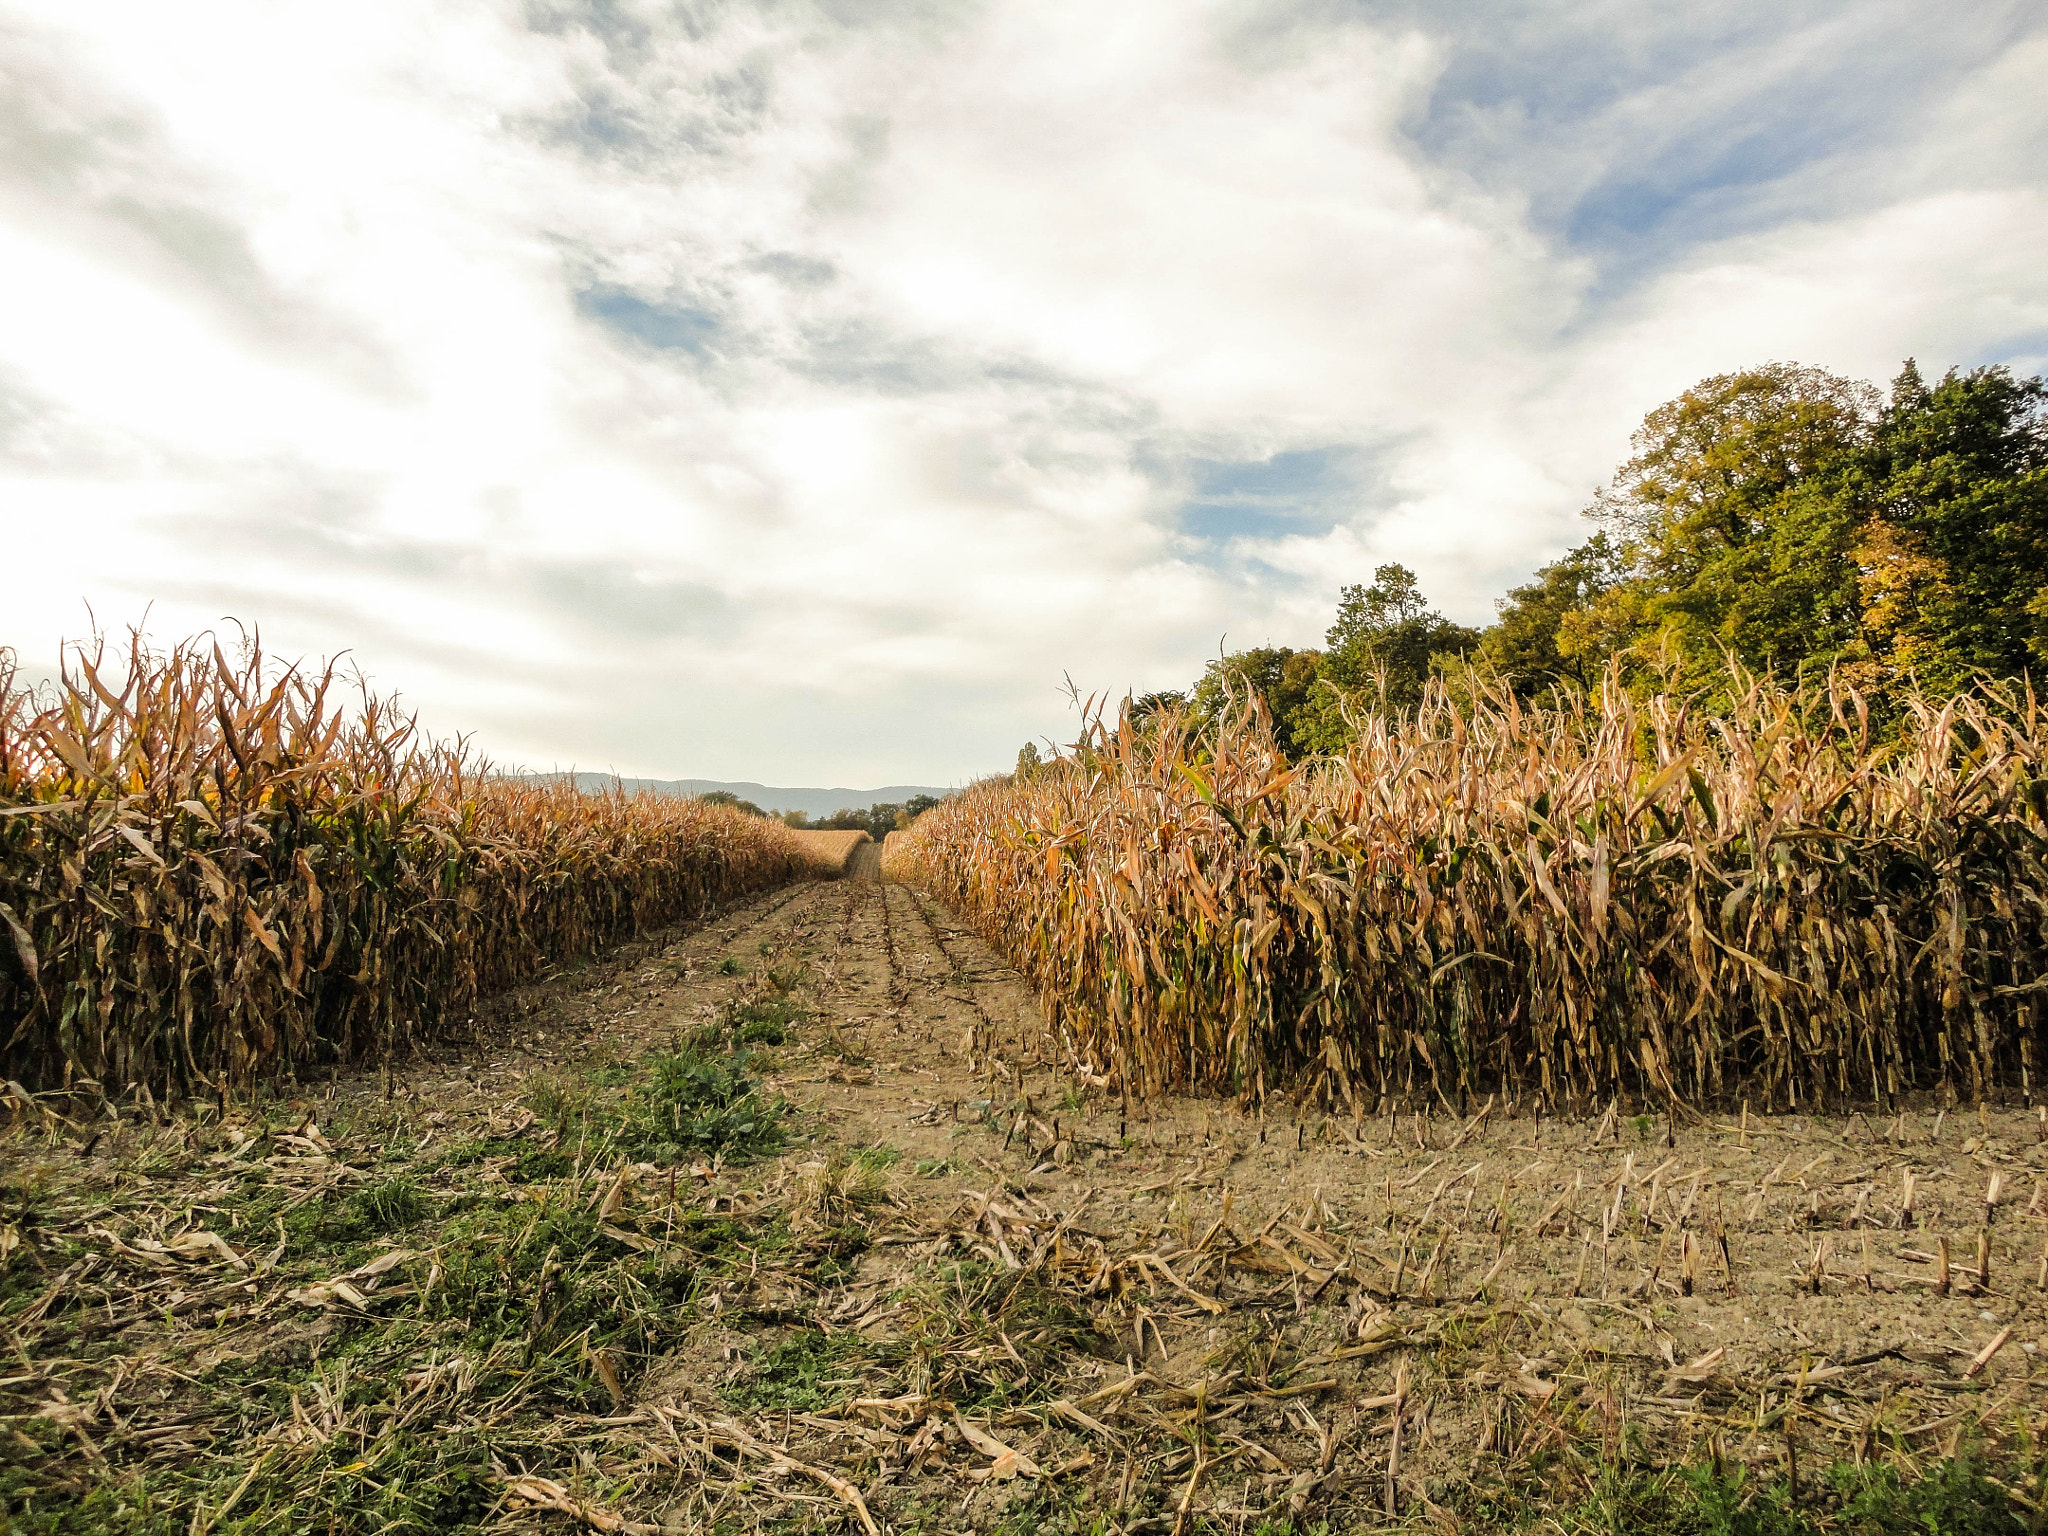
<box><xmin>1391</xmin><ymin>2</ymin><xmax>2040</xmax><ymax>281</ymax></box>
<box><xmin>1175</xmin><ymin>445</ymin><xmax>1358</xmax><ymax>543</ymax></box>
<box><xmin>575</xmin><ymin>285</ymin><xmax>721</xmax><ymax>354</ymax></box>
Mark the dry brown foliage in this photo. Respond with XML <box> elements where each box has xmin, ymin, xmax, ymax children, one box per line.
<box><xmin>887</xmin><ymin>670</ymin><xmax>2048</xmax><ymax>1113</ymax></box>
<box><xmin>0</xmin><ymin>631</ymin><xmax>821</xmax><ymax>1095</ymax></box>
<box><xmin>790</xmin><ymin>829</ymin><xmax>874</xmax><ymax>877</ymax></box>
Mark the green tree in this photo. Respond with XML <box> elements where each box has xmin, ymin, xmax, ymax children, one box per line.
<box><xmin>699</xmin><ymin>790</ymin><xmax>767</xmax><ymax>817</ymax></box>
<box><xmin>893</xmin><ymin>794</ymin><xmax>941</xmax><ymax>830</ymax></box>
<box><xmin>1479</xmin><ymin>533</ymin><xmax>1627</xmax><ymax>699</ymax></box>
<box><xmin>814</xmin><ymin>803</ymin><xmax>917</xmax><ymax>839</ymax></box>
<box><xmin>1293</xmin><ymin>564</ymin><xmax>1480</xmax><ymax>747</ymax></box>
<box><xmin>1857</xmin><ymin>361</ymin><xmax>2048</xmax><ymax>693</ymax></box>
<box><xmin>1585</xmin><ymin>362</ymin><xmax>1878</xmax><ymax>687</ymax></box>
<box><xmin>1128</xmin><ymin>690</ymin><xmax>1185</xmax><ymax>725</ymax></box>
<box><xmin>1015</xmin><ymin>742</ymin><xmax>1044</xmax><ymax>782</ymax></box>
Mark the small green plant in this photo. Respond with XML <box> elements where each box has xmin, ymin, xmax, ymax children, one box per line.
<box><xmin>726</xmin><ymin>1330</ymin><xmax>880</xmax><ymax>1413</ymax></box>
<box><xmin>714</xmin><ymin>955</ymin><xmax>743</xmax><ymax>976</ymax></box>
<box><xmin>350</xmin><ymin>1177</ymin><xmax>428</xmax><ymax>1233</ymax></box>
<box><xmin>526</xmin><ymin>1070</ymin><xmax>592</xmax><ymax>1133</ymax></box>
<box><xmin>616</xmin><ymin>1045</ymin><xmax>786</xmax><ymax>1162</ymax></box>
<box><xmin>814</xmin><ymin>1025</ymin><xmax>869</xmax><ymax>1064</ymax></box>
<box><xmin>506</xmin><ymin>1145</ymin><xmax>574</xmax><ymax>1182</ymax></box>
<box><xmin>725</xmin><ymin>995</ymin><xmax>802</xmax><ymax>1047</ymax></box>
<box><xmin>1631</xmin><ymin>1113</ymin><xmax>1656</xmax><ymax>1141</ymax></box>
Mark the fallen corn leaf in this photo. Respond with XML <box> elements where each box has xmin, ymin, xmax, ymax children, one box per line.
<box><xmin>954</xmin><ymin>1412</ymin><xmax>1041</xmax><ymax>1479</ymax></box>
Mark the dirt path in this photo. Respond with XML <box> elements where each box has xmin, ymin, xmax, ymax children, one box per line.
<box><xmin>439</xmin><ymin>864</ymin><xmax>2048</xmax><ymax>1525</ymax></box>
<box><xmin>5</xmin><ymin>865</ymin><xmax>2047</xmax><ymax>1534</ymax></box>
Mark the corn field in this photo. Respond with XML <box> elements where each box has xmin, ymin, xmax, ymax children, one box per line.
<box><xmin>0</xmin><ymin>634</ymin><xmax>819</xmax><ymax>1097</ymax></box>
<box><xmin>886</xmin><ymin>674</ymin><xmax>2048</xmax><ymax>1113</ymax></box>
<box><xmin>787</xmin><ymin>829</ymin><xmax>874</xmax><ymax>876</ymax></box>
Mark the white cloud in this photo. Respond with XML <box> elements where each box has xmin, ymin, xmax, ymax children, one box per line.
<box><xmin>1</xmin><ymin>0</ymin><xmax>2044</xmax><ymax>782</ymax></box>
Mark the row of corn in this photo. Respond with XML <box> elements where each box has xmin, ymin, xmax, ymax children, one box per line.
<box><xmin>885</xmin><ymin>673</ymin><xmax>2048</xmax><ymax>1112</ymax></box>
<box><xmin>0</xmin><ymin>635</ymin><xmax>822</xmax><ymax>1096</ymax></box>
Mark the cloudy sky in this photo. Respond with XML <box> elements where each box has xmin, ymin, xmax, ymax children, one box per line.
<box><xmin>3</xmin><ymin>1</ymin><xmax>2044</xmax><ymax>785</ymax></box>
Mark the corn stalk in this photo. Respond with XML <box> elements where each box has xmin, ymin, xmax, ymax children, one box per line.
<box><xmin>0</xmin><ymin>634</ymin><xmax>818</xmax><ymax>1095</ymax></box>
<box><xmin>887</xmin><ymin>670</ymin><xmax>2048</xmax><ymax>1113</ymax></box>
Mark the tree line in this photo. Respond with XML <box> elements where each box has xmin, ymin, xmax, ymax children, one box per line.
<box><xmin>1024</xmin><ymin>358</ymin><xmax>2046</xmax><ymax>768</ymax></box>
<box><xmin>699</xmin><ymin>790</ymin><xmax>941</xmax><ymax>840</ymax></box>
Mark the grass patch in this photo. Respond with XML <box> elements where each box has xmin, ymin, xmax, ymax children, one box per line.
<box><xmin>812</xmin><ymin>1023</ymin><xmax>868</xmax><ymax>1064</ymax></box>
<box><xmin>620</xmin><ymin>1045</ymin><xmax>786</xmax><ymax>1161</ymax></box>
<box><xmin>891</xmin><ymin>1265</ymin><xmax>1115</xmax><ymax>1410</ymax></box>
<box><xmin>525</xmin><ymin>1043</ymin><xmax>788</xmax><ymax>1165</ymax></box>
<box><xmin>726</xmin><ymin>995</ymin><xmax>802</xmax><ymax>1047</ymax></box>
<box><xmin>787</xmin><ymin>1147</ymin><xmax>899</xmax><ymax>1249</ymax></box>
<box><xmin>351</xmin><ymin>1176</ymin><xmax>428</xmax><ymax>1232</ymax></box>
<box><xmin>1434</xmin><ymin>1449</ymin><xmax>2030</xmax><ymax>1536</ymax></box>
<box><xmin>725</xmin><ymin>1329</ymin><xmax>884</xmax><ymax>1414</ymax></box>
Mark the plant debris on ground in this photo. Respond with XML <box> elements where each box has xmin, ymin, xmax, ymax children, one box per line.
<box><xmin>2</xmin><ymin>869</ymin><xmax>2045</xmax><ymax>1534</ymax></box>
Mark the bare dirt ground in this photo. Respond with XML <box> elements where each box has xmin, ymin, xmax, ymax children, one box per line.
<box><xmin>3</xmin><ymin>859</ymin><xmax>2046</xmax><ymax>1533</ymax></box>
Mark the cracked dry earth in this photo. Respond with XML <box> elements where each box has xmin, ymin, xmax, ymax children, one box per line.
<box><xmin>7</xmin><ymin>858</ymin><xmax>2048</xmax><ymax>1534</ymax></box>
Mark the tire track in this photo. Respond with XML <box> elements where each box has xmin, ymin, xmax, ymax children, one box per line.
<box><xmin>689</xmin><ymin>879</ymin><xmax>823</xmax><ymax>956</ymax></box>
<box><xmin>879</xmin><ymin>872</ymin><xmax>904</xmax><ymax>1004</ymax></box>
<box><xmin>895</xmin><ymin>883</ymin><xmax>1004</xmax><ymax>1070</ymax></box>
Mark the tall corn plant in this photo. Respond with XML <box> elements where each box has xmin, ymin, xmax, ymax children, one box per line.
<box><xmin>0</xmin><ymin>634</ymin><xmax>815</xmax><ymax>1096</ymax></box>
<box><xmin>887</xmin><ymin>671</ymin><xmax>2048</xmax><ymax>1112</ymax></box>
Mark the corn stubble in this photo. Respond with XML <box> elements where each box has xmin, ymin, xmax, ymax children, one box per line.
<box><xmin>888</xmin><ymin>673</ymin><xmax>2048</xmax><ymax>1112</ymax></box>
<box><xmin>0</xmin><ymin>634</ymin><xmax>824</xmax><ymax>1095</ymax></box>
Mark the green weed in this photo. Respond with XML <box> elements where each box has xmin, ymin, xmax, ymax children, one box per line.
<box><xmin>619</xmin><ymin>1046</ymin><xmax>786</xmax><ymax>1161</ymax></box>
<box><xmin>812</xmin><ymin>1024</ymin><xmax>868</xmax><ymax>1064</ymax></box>
<box><xmin>725</xmin><ymin>995</ymin><xmax>802</xmax><ymax>1047</ymax></box>
<box><xmin>1430</xmin><ymin>1451</ymin><xmax>2028</xmax><ymax>1536</ymax></box>
<box><xmin>351</xmin><ymin>1177</ymin><xmax>428</xmax><ymax>1233</ymax></box>
<box><xmin>517</xmin><ymin>1043</ymin><xmax>787</xmax><ymax>1165</ymax></box>
<box><xmin>726</xmin><ymin>1330</ymin><xmax>882</xmax><ymax>1414</ymax></box>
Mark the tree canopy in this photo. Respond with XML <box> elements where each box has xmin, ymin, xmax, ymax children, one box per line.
<box><xmin>789</xmin><ymin>796</ymin><xmax>942</xmax><ymax>839</ymax></box>
<box><xmin>698</xmin><ymin>789</ymin><xmax>768</xmax><ymax>817</ymax></box>
<box><xmin>1162</xmin><ymin>358</ymin><xmax>2048</xmax><ymax>759</ymax></box>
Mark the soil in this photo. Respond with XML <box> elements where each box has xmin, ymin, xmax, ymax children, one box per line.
<box><xmin>3</xmin><ymin>859</ymin><xmax>2045</xmax><ymax>1533</ymax></box>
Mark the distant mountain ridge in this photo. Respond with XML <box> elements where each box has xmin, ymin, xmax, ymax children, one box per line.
<box><xmin>550</xmin><ymin>773</ymin><xmax>952</xmax><ymax>820</ymax></box>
